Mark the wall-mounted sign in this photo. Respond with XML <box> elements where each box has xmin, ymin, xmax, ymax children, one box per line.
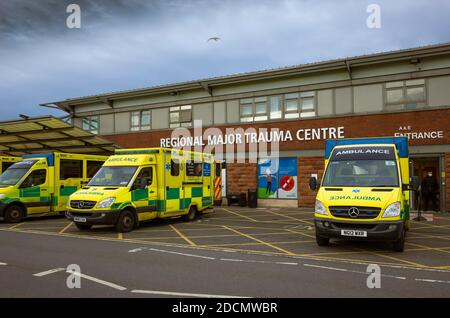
<box><xmin>394</xmin><ymin>126</ymin><xmax>444</xmax><ymax>140</ymax></box>
<box><xmin>257</xmin><ymin>157</ymin><xmax>298</xmax><ymax>200</ymax></box>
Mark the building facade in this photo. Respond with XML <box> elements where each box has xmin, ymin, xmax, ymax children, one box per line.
<box><xmin>47</xmin><ymin>43</ymin><xmax>450</xmax><ymax>212</ymax></box>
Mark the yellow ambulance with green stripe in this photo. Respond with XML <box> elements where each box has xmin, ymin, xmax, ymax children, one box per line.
<box><xmin>66</xmin><ymin>148</ymin><xmax>216</xmax><ymax>232</ymax></box>
<box><xmin>310</xmin><ymin>137</ymin><xmax>419</xmax><ymax>252</ymax></box>
<box><xmin>0</xmin><ymin>152</ymin><xmax>107</xmax><ymax>223</ymax></box>
<box><xmin>0</xmin><ymin>156</ymin><xmax>21</xmax><ymax>174</ymax></box>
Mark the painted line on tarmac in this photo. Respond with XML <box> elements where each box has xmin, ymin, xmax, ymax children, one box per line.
<box><xmin>148</xmin><ymin>247</ymin><xmax>216</xmax><ymax>260</ymax></box>
<box><xmin>303</xmin><ymin>263</ymin><xmax>407</xmax><ymax>280</ymax></box>
<box><xmin>131</xmin><ymin>289</ymin><xmax>250</xmax><ymax>298</ymax></box>
<box><xmin>33</xmin><ymin>268</ymin><xmax>66</xmax><ymax>277</ymax></box>
<box><xmin>0</xmin><ymin>262</ymin><xmax>7</xmax><ymax>266</ymax></box>
<box><xmin>220</xmin><ymin>258</ymin><xmax>298</xmax><ymax>266</ymax></box>
<box><xmin>69</xmin><ymin>271</ymin><xmax>127</xmax><ymax>291</ymax></box>
<box><xmin>415</xmin><ymin>278</ymin><xmax>450</xmax><ymax>284</ymax></box>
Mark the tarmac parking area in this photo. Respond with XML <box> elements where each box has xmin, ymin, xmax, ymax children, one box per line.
<box><xmin>1</xmin><ymin>206</ymin><xmax>450</xmax><ymax>270</ymax></box>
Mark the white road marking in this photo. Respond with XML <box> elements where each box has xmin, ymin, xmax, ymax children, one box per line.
<box><xmin>415</xmin><ymin>278</ymin><xmax>450</xmax><ymax>284</ymax></box>
<box><xmin>220</xmin><ymin>258</ymin><xmax>298</xmax><ymax>266</ymax></box>
<box><xmin>148</xmin><ymin>247</ymin><xmax>216</xmax><ymax>260</ymax></box>
<box><xmin>33</xmin><ymin>268</ymin><xmax>65</xmax><ymax>277</ymax></box>
<box><xmin>131</xmin><ymin>289</ymin><xmax>250</xmax><ymax>298</ymax></box>
<box><xmin>68</xmin><ymin>271</ymin><xmax>127</xmax><ymax>291</ymax></box>
<box><xmin>304</xmin><ymin>263</ymin><xmax>406</xmax><ymax>280</ymax></box>
<box><xmin>128</xmin><ymin>247</ymin><xmax>146</xmax><ymax>253</ymax></box>
<box><xmin>0</xmin><ymin>262</ymin><xmax>7</xmax><ymax>266</ymax></box>
<box><xmin>304</xmin><ymin>264</ymin><xmax>348</xmax><ymax>272</ymax></box>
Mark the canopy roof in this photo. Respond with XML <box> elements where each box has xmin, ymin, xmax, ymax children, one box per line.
<box><xmin>0</xmin><ymin>116</ymin><xmax>119</xmax><ymax>155</ymax></box>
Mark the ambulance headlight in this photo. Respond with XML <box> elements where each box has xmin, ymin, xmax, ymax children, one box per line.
<box><xmin>382</xmin><ymin>202</ymin><xmax>401</xmax><ymax>218</ymax></box>
<box><xmin>0</xmin><ymin>194</ymin><xmax>5</xmax><ymax>199</ymax></box>
<box><xmin>315</xmin><ymin>200</ymin><xmax>327</xmax><ymax>215</ymax></box>
<box><xmin>97</xmin><ymin>197</ymin><xmax>116</xmax><ymax>208</ymax></box>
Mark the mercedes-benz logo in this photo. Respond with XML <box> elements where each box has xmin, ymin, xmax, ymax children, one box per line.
<box><xmin>348</xmin><ymin>207</ymin><xmax>360</xmax><ymax>218</ymax></box>
<box><xmin>78</xmin><ymin>201</ymin><xmax>84</xmax><ymax>208</ymax></box>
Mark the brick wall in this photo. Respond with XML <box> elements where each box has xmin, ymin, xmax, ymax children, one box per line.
<box><xmin>297</xmin><ymin>156</ymin><xmax>324</xmax><ymax>208</ymax></box>
<box><xmin>226</xmin><ymin>162</ymin><xmax>257</xmax><ymax>194</ymax></box>
<box><xmin>446</xmin><ymin>154</ymin><xmax>450</xmax><ymax>212</ymax></box>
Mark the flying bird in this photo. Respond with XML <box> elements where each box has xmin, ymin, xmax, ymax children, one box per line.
<box><xmin>207</xmin><ymin>37</ymin><xmax>221</xmax><ymax>42</ymax></box>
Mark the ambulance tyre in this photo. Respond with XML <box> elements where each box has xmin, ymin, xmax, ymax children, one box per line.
<box><xmin>392</xmin><ymin>228</ymin><xmax>406</xmax><ymax>252</ymax></box>
<box><xmin>4</xmin><ymin>204</ymin><xmax>24</xmax><ymax>223</ymax></box>
<box><xmin>316</xmin><ymin>235</ymin><xmax>330</xmax><ymax>246</ymax></box>
<box><xmin>75</xmin><ymin>223</ymin><xmax>92</xmax><ymax>231</ymax></box>
<box><xmin>183</xmin><ymin>206</ymin><xmax>197</xmax><ymax>222</ymax></box>
<box><xmin>115</xmin><ymin>209</ymin><xmax>135</xmax><ymax>233</ymax></box>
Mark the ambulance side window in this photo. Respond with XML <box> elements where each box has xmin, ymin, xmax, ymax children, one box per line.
<box><xmin>186</xmin><ymin>162</ymin><xmax>202</xmax><ymax>177</ymax></box>
<box><xmin>215</xmin><ymin>163</ymin><xmax>221</xmax><ymax>177</ymax></box>
<box><xmin>136</xmin><ymin>167</ymin><xmax>153</xmax><ymax>186</ymax></box>
<box><xmin>60</xmin><ymin>160</ymin><xmax>82</xmax><ymax>179</ymax></box>
<box><xmin>171</xmin><ymin>159</ymin><xmax>179</xmax><ymax>176</ymax></box>
<box><xmin>21</xmin><ymin>169</ymin><xmax>46</xmax><ymax>188</ymax></box>
<box><xmin>87</xmin><ymin>161</ymin><xmax>103</xmax><ymax>178</ymax></box>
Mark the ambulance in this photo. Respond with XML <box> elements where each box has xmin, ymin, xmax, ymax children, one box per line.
<box><xmin>0</xmin><ymin>156</ymin><xmax>21</xmax><ymax>174</ymax></box>
<box><xmin>0</xmin><ymin>152</ymin><xmax>107</xmax><ymax>223</ymax></box>
<box><xmin>309</xmin><ymin>137</ymin><xmax>419</xmax><ymax>252</ymax></box>
<box><xmin>66</xmin><ymin>148</ymin><xmax>216</xmax><ymax>232</ymax></box>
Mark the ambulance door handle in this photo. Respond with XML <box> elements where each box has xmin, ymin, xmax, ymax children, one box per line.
<box><xmin>60</xmin><ymin>185</ymin><xmax>64</xmax><ymax>189</ymax></box>
<box><xmin>166</xmin><ymin>186</ymin><xmax>169</xmax><ymax>191</ymax></box>
<box><xmin>149</xmin><ymin>190</ymin><xmax>155</xmax><ymax>194</ymax></box>
<box><xmin>208</xmin><ymin>185</ymin><xmax>210</xmax><ymax>189</ymax></box>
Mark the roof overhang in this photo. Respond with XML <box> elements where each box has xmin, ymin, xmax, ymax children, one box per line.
<box><xmin>0</xmin><ymin>116</ymin><xmax>120</xmax><ymax>155</ymax></box>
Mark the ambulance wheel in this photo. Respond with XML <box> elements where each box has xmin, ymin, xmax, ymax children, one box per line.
<box><xmin>75</xmin><ymin>223</ymin><xmax>92</xmax><ymax>231</ymax></box>
<box><xmin>392</xmin><ymin>229</ymin><xmax>406</xmax><ymax>252</ymax></box>
<box><xmin>183</xmin><ymin>206</ymin><xmax>197</xmax><ymax>222</ymax></box>
<box><xmin>115</xmin><ymin>210</ymin><xmax>135</xmax><ymax>233</ymax></box>
<box><xmin>4</xmin><ymin>205</ymin><xmax>24</xmax><ymax>223</ymax></box>
<box><xmin>316</xmin><ymin>235</ymin><xmax>330</xmax><ymax>246</ymax></box>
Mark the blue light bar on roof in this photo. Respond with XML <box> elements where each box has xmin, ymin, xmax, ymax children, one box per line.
<box><xmin>22</xmin><ymin>153</ymin><xmax>55</xmax><ymax>166</ymax></box>
<box><xmin>324</xmin><ymin>137</ymin><xmax>409</xmax><ymax>159</ymax></box>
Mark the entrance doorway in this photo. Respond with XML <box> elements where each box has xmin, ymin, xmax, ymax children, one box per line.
<box><xmin>410</xmin><ymin>156</ymin><xmax>442</xmax><ymax>212</ymax></box>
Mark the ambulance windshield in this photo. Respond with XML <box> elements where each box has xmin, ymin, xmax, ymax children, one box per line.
<box><xmin>322</xmin><ymin>159</ymin><xmax>399</xmax><ymax>187</ymax></box>
<box><xmin>0</xmin><ymin>160</ymin><xmax>37</xmax><ymax>186</ymax></box>
<box><xmin>88</xmin><ymin>166</ymin><xmax>138</xmax><ymax>187</ymax></box>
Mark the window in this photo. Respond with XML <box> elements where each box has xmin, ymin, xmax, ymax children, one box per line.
<box><xmin>2</xmin><ymin>162</ymin><xmax>14</xmax><ymax>172</ymax></box>
<box><xmin>269</xmin><ymin>96</ymin><xmax>282</xmax><ymax>119</ymax></box>
<box><xmin>239</xmin><ymin>97</ymin><xmax>267</xmax><ymax>122</ymax></box>
<box><xmin>87</xmin><ymin>161</ymin><xmax>104</xmax><ymax>178</ymax></box>
<box><xmin>82</xmin><ymin>116</ymin><xmax>99</xmax><ymax>134</ymax></box>
<box><xmin>134</xmin><ymin>167</ymin><xmax>153</xmax><ymax>187</ymax></box>
<box><xmin>284</xmin><ymin>92</ymin><xmax>316</xmax><ymax>118</ymax></box>
<box><xmin>385</xmin><ymin>79</ymin><xmax>426</xmax><ymax>110</ymax></box>
<box><xmin>186</xmin><ymin>162</ymin><xmax>202</xmax><ymax>177</ymax></box>
<box><xmin>170</xmin><ymin>159</ymin><xmax>180</xmax><ymax>176</ymax></box>
<box><xmin>131</xmin><ymin>110</ymin><xmax>151</xmax><ymax>131</ymax></box>
<box><xmin>21</xmin><ymin>169</ymin><xmax>47</xmax><ymax>188</ymax></box>
<box><xmin>60</xmin><ymin>160</ymin><xmax>82</xmax><ymax>179</ymax></box>
<box><xmin>170</xmin><ymin>105</ymin><xmax>192</xmax><ymax>128</ymax></box>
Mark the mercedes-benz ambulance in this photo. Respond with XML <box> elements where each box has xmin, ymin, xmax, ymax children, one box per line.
<box><xmin>0</xmin><ymin>152</ymin><xmax>107</xmax><ymax>223</ymax></box>
<box><xmin>309</xmin><ymin>137</ymin><xmax>419</xmax><ymax>252</ymax></box>
<box><xmin>66</xmin><ymin>148</ymin><xmax>216</xmax><ymax>233</ymax></box>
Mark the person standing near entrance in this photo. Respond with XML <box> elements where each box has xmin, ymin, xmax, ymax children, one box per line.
<box><xmin>421</xmin><ymin>171</ymin><xmax>439</xmax><ymax>211</ymax></box>
<box><xmin>265</xmin><ymin>168</ymin><xmax>273</xmax><ymax>195</ymax></box>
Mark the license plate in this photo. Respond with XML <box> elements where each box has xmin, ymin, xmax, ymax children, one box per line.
<box><xmin>341</xmin><ymin>229</ymin><xmax>367</xmax><ymax>237</ymax></box>
<box><xmin>74</xmin><ymin>217</ymin><xmax>87</xmax><ymax>223</ymax></box>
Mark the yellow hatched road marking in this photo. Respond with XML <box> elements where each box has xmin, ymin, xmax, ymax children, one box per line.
<box><xmin>169</xmin><ymin>224</ymin><xmax>196</xmax><ymax>246</ymax></box>
<box><xmin>406</xmin><ymin>242</ymin><xmax>450</xmax><ymax>254</ymax></box>
<box><xmin>222</xmin><ymin>225</ymin><xmax>295</xmax><ymax>256</ymax></box>
<box><xmin>264</xmin><ymin>210</ymin><xmax>314</xmax><ymax>225</ymax></box>
<box><xmin>118</xmin><ymin>233</ymin><xmax>123</xmax><ymax>240</ymax></box>
<box><xmin>221</xmin><ymin>208</ymin><xmax>258</xmax><ymax>222</ymax></box>
<box><xmin>59</xmin><ymin>222</ymin><xmax>73</xmax><ymax>234</ymax></box>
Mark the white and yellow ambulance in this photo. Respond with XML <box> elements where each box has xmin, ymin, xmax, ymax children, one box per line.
<box><xmin>310</xmin><ymin>137</ymin><xmax>419</xmax><ymax>252</ymax></box>
<box><xmin>0</xmin><ymin>152</ymin><xmax>107</xmax><ymax>223</ymax></box>
<box><xmin>0</xmin><ymin>156</ymin><xmax>21</xmax><ymax>174</ymax></box>
<box><xmin>66</xmin><ymin>148</ymin><xmax>217</xmax><ymax>232</ymax></box>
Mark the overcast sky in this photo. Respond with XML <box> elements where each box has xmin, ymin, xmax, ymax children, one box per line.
<box><xmin>1</xmin><ymin>0</ymin><xmax>449</xmax><ymax>120</ymax></box>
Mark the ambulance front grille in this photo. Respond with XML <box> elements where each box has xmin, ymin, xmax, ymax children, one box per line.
<box><xmin>70</xmin><ymin>200</ymin><xmax>97</xmax><ymax>209</ymax></box>
<box><xmin>329</xmin><ymin>206</ymin><xmax>381</xmax><ymax>219</ymax></box>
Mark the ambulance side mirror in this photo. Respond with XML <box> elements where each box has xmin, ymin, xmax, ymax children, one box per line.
<box><xmin>410</xmin><ymin>176</ymin><xmax>420</xmax><ymax>191</ymax></box>
<box><xmin>309</xmin><ymin>176</ymin><xmax>318</xmax><ymax>191</ymax></box>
